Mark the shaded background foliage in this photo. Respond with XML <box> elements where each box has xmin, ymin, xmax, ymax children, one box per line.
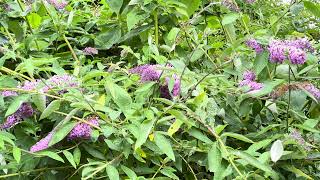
<box><xmin>0</xmin><ymin>0</ymin><xmax>320</xmax><ymax>179</ymax></box>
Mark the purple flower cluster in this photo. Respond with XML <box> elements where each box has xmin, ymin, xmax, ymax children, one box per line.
<box><xmin>243</xmin><ymin>70</ymin><xmax>256</xmax><ymax>81</ymax></box>
<box><xmin>129</xmin><ymin>64</ymin><xmax>181</xmax><ymax>99</ymax></box>
<box><xmin>286</xmin><ymin>38</ymin><xmax>314</xmax><ymax>52</ymax></box>
<box><xmin>246</xmin><ymin>39</ymin><xmax>263</xmax><ymax>54</ymax></box>
<box><xmin>304</xmin><ymin>84</ymin><xmax>320</xmax><ymax>101</ymax></box>
<box><xmin>83</xmin><ymin>47</ymin><xmax>98</xmax><ymax>56</ymax></box>
<box><xmin>221</xmin><ymin>0</ymin><xmax>240</xmax><ymax>12</ymax></box>
<box><xmin>67</xmin><ymin>116</ymin><xmax>99</xmax><ymax>140</ymax></box>
<box><xmin>290</xmin><ymin>129</ymin><xmax>311</xmax><ymax>151</ymax></box>
<box><xmin>0</xmin><ymin>103</ymin><xmax>34</xmax><ymax>130</ymax></box>
<box><xmin>239</xmin><ymin>70</ymin><xmax>263</xmax><ymax>92</ymax></box>
<box><xmin>47</xmin><ymin>0</ymin><xmax>67</xmax><ymax>10</ymax></box>
<box><xmin>160</xmin><ymin>75</ymin><xmax>181</xmax><ymax>99</ymax></box>
<box><xmin>268</xmin><ymin>40</ymin><xmax>287</xmax><ymax>63</ymax></box>
<box><xmin>43</xmin><ymin>74</ymin><xmax>79</xmax><ymax>93</ymax></box>
<box><xmin>30</xmin><ymin>132</ymin><xmax>53</xmax><ymax>152</ymax></box>
<box><xmin>1</xmin><ymin>90</ymin><xmax>18</xmax><ymax>97</ymax></box>
<box><xmin>268</xmin><ymin>38</ymin><xmax>313</xmax><ymax>64</ymax></box>
<box><xmin>18</xmin><ymin>80</ymin><xmax>40</xmax><ymax>91</ymax></box>
<box><xmin>288</xmin><ymin>47</ymin><xmax>306</xmax><ymax>65</ymax></box>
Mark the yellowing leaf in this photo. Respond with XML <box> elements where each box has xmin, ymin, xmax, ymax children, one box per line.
<box><xmin>168</xmin><ymin>119</ymin><xmax>183</xmax><ymax>136</ymax></box>
<box><xmin>98</xmin><ymin>94</ymin><xmax>106</xmax><ymax>105</ymax></box>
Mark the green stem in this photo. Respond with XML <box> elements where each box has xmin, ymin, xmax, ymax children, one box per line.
<box><xmin>286</xmin><ymin>65</ymin><xmax>291</xmax><ymax>133</ymax></box>
<box><xmin>154</xmin><ymin>9</ymin><xmax>159</xmax><ymax>46</ymax></box>
<box><xmin>0</xmin><ymin>67</ymin><xmax>33</xmax><ymax>81</ymax></box>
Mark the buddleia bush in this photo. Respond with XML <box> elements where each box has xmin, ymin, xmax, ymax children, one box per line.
<box><xmin>0</xmin><ymin>0</ymin><xmax>319</xmax><ymax>179</ymax></box>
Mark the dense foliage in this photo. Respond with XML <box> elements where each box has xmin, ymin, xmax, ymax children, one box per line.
<box><xmin>0</xmin><ymin>0</ymin><xmax>320</xmax><ymax>179</ymax></box>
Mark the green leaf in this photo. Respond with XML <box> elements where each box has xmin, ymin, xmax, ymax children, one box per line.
<box><xmin>127</xmin><ymin>8</ymin><xmax>148</xmax><ymax>31</ymax></box>
<box><xmin>63</xmin><ymin>150</ymin><xmax>77</xmax><ymax>169</ymax></box>
<box><xmin>121</xmin><ymin>165</ymin><xmax>137</xmax><ymax>179</ymax></box>
<box><xmin>179</xmin><ymin>0</ymin><xmax>200</xmax><ymax>17</ymax></box>
<box><xmin>5</xmin><ymin>95</ymin><xmax>29</xmax><ymax>117</ymax></box>
<box><xmin>304</xmin><ymin>1</ymin><xmax>320</xmax><ymax>17</ymax></box>
<box><xmin>270</xmin><ymin>140</ymin><xmax>284</xmax><ymax>163</ymax></box>
<box><xmin>293</xmin><ymin>124</ymin><xmax>320</xmax><ymax>133</ymax></box>
<box><xmin>221</xmin><ymin>132</ymin><xmax>254</xmax><ymax>143</ymax></box>
<box><xmin>32</xmin><ymin>94</ymin><xmax>46</xmax><ymax>112</ymax></box>
<box><xmin>36</xmin><ymin>151</ymin><xmax>64</xmax><ymax>162</ymax></box>
<box><xmin>73</xmin><ymin>147</ymin><xmax>81</xmax><ymax>165</ymax></box>
<box><xmin>95</xmin><ymin>27</ymin><xmax>121</xmax><ymax>49</ymax></box>
<box><xmin>48</xmin><ymin>121</ymin><xmax>77</xmax><ymax>146</ymax></box>
<box><xmin>222</xmin><ymin>13</ymin><xmax>239</xmax><ymax>25</ymax></box>
<box><xmin>188</xmin><ymin>128</ymin><xmax>213</xmax><ymax>144</ymax></box>
<box><xmin>208</xmin><ymin>16</ymin><xmax>221</xmax><ymax>29</ymax></box>
<box><xmin>135</xmin><ymin>119</ymin><xmax>156</xmax><ymax>150</ymax></box>
<box><xmin>26</xmin><ymin>13</ymin><xmax>42</xmax><ymax>29</ymax></box>
<box><xmin>254</xmin><ymin>52</ymin><xmax>268</xmax><ymax>75</ymax></box>
<box><xmin>190</xmin><ymin>48</ymin><xmax>204</xmax><ymax>62</ymax></box>
<box><xmin>282</xmin><ymin>165</ymin><xmax>313</xmax><ymax>179</ymax></box>
<box><xmin>232</xmin><ymin>150</ymin><xmax>273</xmax><ymax>174</ymax></box>
<box><xmin>246</xmin><ymin>139</ymin><xmax>272</xmax><ymax>154</ymax></box>
<box><xmin>105</xmin><ymin>79</ymin><xmax>132</xmax><ymax>114</ymax></box>
<box><xmin>208</xmin><ymin>142</ymin><xmax>221</xmax><ymax>173</ymax></box>
<box><xmin>83</xmin><ymin>144</ymin><xmax>105</xmax><ymax>160</ymax></box>
<box><xmin>40</xmin><ymin>100</ymin><xmax>61</xmax><ymax>120</ymax></box>
<box><xmin>249</xmin><ymin>79</ymin><xmax>285</xmax><ymax>98</ymax></box>
<box><xmin>154</xmin><ymin>132</ymin><xmax>175</xmax><ymax>161</ymax></box>
<box><xmin>12</xmin><ymin>146</ymin><xmax>21</xmax><ymax>163</ymax></box>
<box><xmin>106</xmin><ymin>165</ymin><xmax>119</xmax><ymax>180</ymax></box>
<box><xmin>160</xmin><ymin>167</ymin><xmax>179</xmax><ymax>180</ymax></box>
<box><xmin>106</xmin><ymin>0</ymin><xmax>123</xmax><ymax>14</ymax></box>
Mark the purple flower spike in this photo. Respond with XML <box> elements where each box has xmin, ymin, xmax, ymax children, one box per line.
<box><xmin>0</xmin><ymin>103</ymin><xmax>34</xmax><ymax>130</ymax></box>
<box><xmin>288</xmin><ymin>47</ymin><xmax>306</xmax><ymax>65</ymax></box>
<box><xmin>67</xmin><ymin>116</ymin><xmax>99</xmax><ymax>140</ymax></box>
<box><xmin>16</xmin><ymin>103</ymin><xmax>34</xmax><ymax>118</ymax></box>
<box><xmin>30</xmin><ymin>132</ymin><xmax>53</xmax><ymax>152</ymax></box>
<box><xmin>286</xmin><ymin>38</ymin><xmax>314</xmax><ymax>52</ymax></box>
<box><xmin>247</xmin><ymin>81</ymin><xmax>263</xmax><ymax>91</ymax></box>
<box><xmin>83</xmin><ymin>47</ymin><xmax>98</xmax><ymax>56</ymax></box>
<box><xmin>130</xmin><ymin>65</ymin><xmax>162</xmax><ymax>82</ymax></box>
<box><xmin>160</xmin><ymin>75</ymin><xmax>181</xmax><ymax>99</ymax></box>
<box><xmin>304</xmin><ymin>84</ymin><xmax>320</xmax><ymax>101</ymax></box>
<box><xmin>18</xmin><ymin>80</ymin><xmax>40</xmax><ymax>91</ymax></box>
<box><xmin>243</xmin><ymin>70</ymin><xmax>256</xmax><ymax>81</ymax></box>
<box><xmin>246</xmin><ymin>39</ymin><xmax>263</xmax><ymax>54</ymax></box>
<box><xmin>44</xmin><ymin>74</ymin><xmax>79</xmax><ymax>93</ymax></box>
<box><xmin>0</xmin><ymin>115</ymin><xmax>21</xmax><ymax>130</ymax></box>
<box><xmin>268</xmin><ymin>40</ymin><xmax>287</xmax><ymax>63</ymax></box>
<box><xmin>1</xmin><ymin>90</ymin><xmax>18</xmax><ymax>97</ymax></box>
